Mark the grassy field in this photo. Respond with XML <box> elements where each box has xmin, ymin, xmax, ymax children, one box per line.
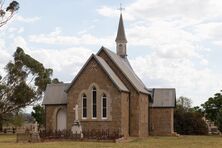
<box><xmin>0</xmin><ymin>134</ymin><xmax>222</xmax><ymax>148</ymax></box>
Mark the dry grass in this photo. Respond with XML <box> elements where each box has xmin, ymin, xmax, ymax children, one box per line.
<box><xmin>0</xmin><ymin>134</ymin><xmax>222</xmax><ymax>148</ymax></box>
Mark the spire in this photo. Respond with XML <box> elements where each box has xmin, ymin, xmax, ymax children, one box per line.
<box><xmin>115</xmin><ymin>13</ymin><xmax>127</xmax><ymax>58</ymax></box>
<box><xmin>115</xmin><ymin>13</ymin><xmax>127</xmax><ymax>43</ymax></box>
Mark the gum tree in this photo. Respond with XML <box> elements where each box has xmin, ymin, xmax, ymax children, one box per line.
<box><xmin>0</xmin><ymin>1</ymin><xmax>19</xmax><ymax>27</ymax></box>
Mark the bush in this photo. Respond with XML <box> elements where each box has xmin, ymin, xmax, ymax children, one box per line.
<box><xmin>174</xmin><ymin>110</ymin><xmax>208</xmax><ymax>135</ymax></box>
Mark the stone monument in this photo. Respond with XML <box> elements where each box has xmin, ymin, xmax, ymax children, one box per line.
<box><xmin>71</xmin><ymin>104</ymin><xmax>83</xmax><ymax>138</ymax></box>
<box><xmin>31</xmin><ymin>121</ymin><xmax>40</xmax><ymax>142</ymax></box>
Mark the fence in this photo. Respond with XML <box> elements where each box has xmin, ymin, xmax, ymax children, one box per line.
<box><xmin>39</xmin><ymin>129</ymin><xmax>123</xmax><ymax>141</ymax></box>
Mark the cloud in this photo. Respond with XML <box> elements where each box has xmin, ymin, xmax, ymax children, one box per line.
<box><xmin>15</xmin><ymin>15</ymin><xmax>41</xmax><ymax>23</ymax></box>
<box><xmin>97</xmin><ymin>0</ymin><xmax>222</xmax><ymax>106</ymax></box>
<box><xmin>130</xmin><ymin>52</ymin><xmax>221</xmax><ymax>106</ymax></box>
<box><xmin>0</xmin><ymin>31</ymin><xmax>94</xmax><ymax>82</ymax></box>
<box><xmin>1</xmin><ymin>0</ymin><xmax>222</xmax><ymax>107</ymax></box>
<box><xmin>28</xmin><ymin>28</ymin><xmax>114</xmax><ymax>47</ymax></box>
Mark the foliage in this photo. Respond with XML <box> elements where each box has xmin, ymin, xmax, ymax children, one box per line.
<box><xmin>174</xmin><ymin>109</ymin><xmax>208</xmax><ymax>135</ymax></box>
<box><xmin>174</xmin><ymin>96</ymin><xmax>208</xmax><ymax>135</ymax></box>
<box><xmin>31</xmin><ymin>105</ymin><xmax>45</xmax><ymax>127</ymax></box>
<box><xmin>0</xmin><ymin>1</ymin><xmax>19</xmax><ymax>27</ymax></box>
<box><xmin>0</xmin><ymin>47</ymin><xmax>54</xmax><ymax>126</ymax></box>
<box><xmin>176</xmin><ymin>96</ymin><xmax>192</xmax><ymax>111</ymax></box>
<box><xmin>51</xmin><ymin>78</ymin><xmax>63</xmax><ymax>84</ymax></box>
<box><xmin>10</xmin><ymin>113</ymin><xmax>24</xmax><ymax>127</ymax></box>
<box><xmin>201</xmin><ymin>91</ymin><xmax>222</xmax><ymax>132</ymax></box>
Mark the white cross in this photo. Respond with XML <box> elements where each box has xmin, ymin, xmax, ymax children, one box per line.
<box><xmin>117</xmin><ymin>3</ymin><xmax>125</xmax><ymax>13</ymax></box>
<box><xmin>73</xmin><ymin>104</ymin><xmax>79</xmax><ymax>121</ymax></box>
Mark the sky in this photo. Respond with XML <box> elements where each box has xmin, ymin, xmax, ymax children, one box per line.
<box><xmin>1</xmin><ymin>0</ymin><xmax>222</xmax><ymax>109</ymax></box>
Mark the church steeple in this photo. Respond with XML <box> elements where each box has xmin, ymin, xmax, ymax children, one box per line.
<box><xmin>115</xmin><ymin>13</ymin><xmax>127</xmax><ymax>58</ymax></box>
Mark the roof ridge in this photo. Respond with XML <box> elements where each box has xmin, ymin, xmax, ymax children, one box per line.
<box><xmin>97</xmin><ymin>47</ymin><xmax>149</xmax><ymax>94</ymax></box>
<box><xmin>66</xmin><ymin>53</ymin><xmax>128</xmax><ymax>92</ymax></box>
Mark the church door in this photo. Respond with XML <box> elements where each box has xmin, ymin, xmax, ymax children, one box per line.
<box><xmin>56</xmin><ymin>108</ymin><xmax>67</xmax><ymax>131</ymax></box>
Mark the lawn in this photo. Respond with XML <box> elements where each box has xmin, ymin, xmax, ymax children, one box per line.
<box><xmin>0</xmin><ymin>134</ymin><xmax>222</xmax><ymax>148</ymax></box>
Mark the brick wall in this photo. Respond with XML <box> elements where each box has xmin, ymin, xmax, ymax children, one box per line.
<box><xmin>45</xmin><ymin>105</ymin><xmax>67</xmax><ymax>131</ymax></box>
<box><xmin>98</xmin><ymin>50</ymin><xmax>149</xmax><ymax>137</ymax></box>
<box><xmin>67</xmin><ymin>57</ymin><xmax>129</xmax><ymax>137</ymax></box>
<box><xmin>149</xmin><ymin>108</ymin><xmax>174</xmax><ymax>136</ymax></box>
<box><xmin>139</xmin><ymin>93</ymin><xmax>149</xmax><ymax>137</ymax></box>
<box><xmin>121</xmin><ymin>92</ymin><xmax>129</xmax><ymax>137</ymax></box>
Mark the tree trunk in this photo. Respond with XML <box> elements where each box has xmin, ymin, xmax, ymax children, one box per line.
<box><xmin>0</xmin><ymin>116</ymin><xmax>3</xmax><ymax>132</ymax></box>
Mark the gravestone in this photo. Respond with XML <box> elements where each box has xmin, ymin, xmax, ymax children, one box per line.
<box><xmin>71</xmin><ymin>104</ymin><xmax>83</xmax><ymax>138</ymax></box>
<box><xmin>16</xmin><ymin>122</ymin><xmax>40</xmax><ymax>143</ymax></box>
<box><xmin>31</xmin><ymin>121</ymin><xmax>40</xmax><ymax>142</ymax></box>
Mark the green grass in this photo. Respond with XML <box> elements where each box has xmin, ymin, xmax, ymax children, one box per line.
<box><xmin>0</xmin><ymin>134</ymin><xmax>222</xmax><ymax>148</ymax></box>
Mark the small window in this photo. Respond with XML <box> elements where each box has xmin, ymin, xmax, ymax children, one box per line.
<box><xmin>92</xmin><ymin>87</ymin><xmax>97</xmax><ymax>118</ymax></box>
<box><xmin>82</xmin><ymin>94</ymin><xmax>87</xmax><ymax>119</ymax></box>
<box><xmin>101</xmin><ymin>94</ymin><xmax>107</xmax><ymax>119</ymax></box>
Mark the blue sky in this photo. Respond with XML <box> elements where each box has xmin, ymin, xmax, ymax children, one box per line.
<box><xmin>1</xmin><ymin>0</ymin><xmax>222</xmax><ymax>109</ymax></box>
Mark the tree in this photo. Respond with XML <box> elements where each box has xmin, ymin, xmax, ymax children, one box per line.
<box><xmin>177</xmin><ymin>96</ymin><xmax>192</xmax><ymax>111</ymax></box>
<box><xmin>31</xmin><ymin>105</ymin><xmax>45</xmax><ymax>127</ymax></box>
<box><xmin>216</xmin><ymin>109</ymin><xmax>222</xmax><ymax>132</ymax></box>
<box><xmin>10</xmin><ymin>112</ymin><xmax>24</xmax><ymax>127</ymax></box>
<box><xmin>202</xmin><ymin>91</ymin><xmax>222</xmax><ymax>132</ymax></box>
<box><xmin>0</xmin><ymin>1</ymin><xmax>19</xmax><ymax>27</ymax></box>
<box><xmin>0</xmin><ymin>47</ymin><xmax>54</xmax><ymax>130</ymax></box>
<box><xmin>174</xmin><ymin>96</ymin><xmax>208</xmax><ymax>135</ymax></box>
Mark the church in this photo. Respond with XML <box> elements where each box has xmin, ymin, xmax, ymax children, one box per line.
<box><xmin>42</xmin><ymin>13</ymin><xmax>176</xmax><ymax>137</ymax></box>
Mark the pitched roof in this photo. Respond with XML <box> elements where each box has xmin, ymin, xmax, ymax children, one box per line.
<box><xmin>115</xmin><ymin>14</ymin><xmax>127</xmax><ymax>43</ymax></box>
<box><xmin>95</xmin><ymin>55</ymin><xmax>129</xmax><ymax>92</ymax></box>
<box><xmin>42</xmin><ymin>83</ymin><xmax>70</xmax><ymax>105</ymax></box>
<box><xmin>66</xmin><ymin>54</ymin><xmax>129</xmax><ymax>93</ymax></box>
<box><xmin>97</xmin><ymin>47</ymin><xmax>149</xmax><ymax>94</ymax></box>
<box><xmin>149</xmin><ymin>88</ymin><xmax>176</xmax><ymax>107</ymax></box>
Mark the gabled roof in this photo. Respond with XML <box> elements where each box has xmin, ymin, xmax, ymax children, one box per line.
<box><xmin>115</xmin><ymin>13</ymin><xmax>127</xmax><ymax>43</ymax></box>
<box><xmin>42</xmin><ymin>83</ymin><xmax>70</xmax><ymax>105</ymax></box>
<box><xmin>97</xmin><ymin>47</ymin><xmax>149</xmax><ymax>94</ymax></box>
<box><xmin>66</xmin><ymin>54</ymin><xmax>129</xmax><ymax>93</ymax></box>
<box><xmin>149</xmin><ymin>88</ymin><xmax>176</xmax><ymax>108</ymax></box>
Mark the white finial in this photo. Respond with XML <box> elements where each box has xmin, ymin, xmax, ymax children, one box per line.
<box><xmin>117</xmin><ymin>3</ymin><xmax>125</xmax><ymax>13</ymax></box>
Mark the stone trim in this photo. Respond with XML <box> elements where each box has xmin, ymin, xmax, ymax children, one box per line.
<box><xmin>77</xmin><ymin>83</ymin><xmax>112</xmax><ymax>122</ymax></box>
<box><xmin>101</xmin><ymin>93</ymin><xmax>108</xmax><ymax>120</ymax></box>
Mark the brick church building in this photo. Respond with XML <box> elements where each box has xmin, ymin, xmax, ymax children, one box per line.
<box><xmin>43</xmin><ymin>13</ymin><xmax>176</xmax><ymax>137</ymax></box>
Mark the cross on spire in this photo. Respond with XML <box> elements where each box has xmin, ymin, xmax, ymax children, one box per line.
<box><xmin>117</xmin><ymin>3</ymin><xmax>125</xmax><ymax>13</ymax></box>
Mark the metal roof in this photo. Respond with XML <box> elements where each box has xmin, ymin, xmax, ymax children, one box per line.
<box><xmin>98</xmin><ymin>47</ymin><xmax>149</xmax><ymax>94</ymax></box>
<box><xmin>66</xmin><ymin>54</ymin><xmax>129</xmax><ymax>93</ymax></box>
<box><xmin>94</xmin><ymin>55</ymin><xmax>129</xmax><ymax>92</ymax></box>
<box><xmin>149</xmin><ymin>88</ymin><xmax>176</xmax><ymax>107</ymax></box>
<box><xmin>42</xmin><ymin>83</ymin><xmax>70</xmax><ymax>105</ymax></box>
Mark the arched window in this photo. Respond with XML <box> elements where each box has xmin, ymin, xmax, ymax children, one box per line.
<box><xmin>92</xmin><ymin>87</ymin><xmax>97</xmax><ymax>118</ymax></box>
<box><xmin>101</xmin><ymin>94</ymin><xmax>107</xmax><ymax>119</ymax></box>
<box><xmin>82</xmin><ymin>94</ymin><xmax>87</xmax><ymax>119</ymax></box>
